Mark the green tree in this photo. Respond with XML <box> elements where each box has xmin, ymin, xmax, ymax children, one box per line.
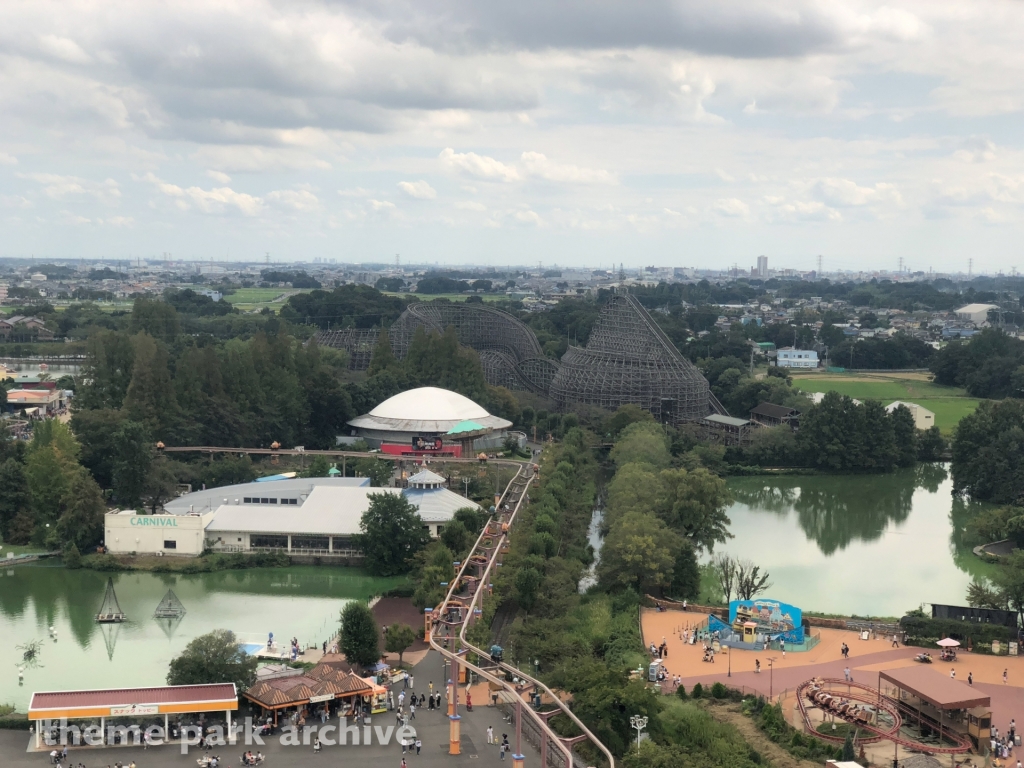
<box><xmin>124</xmin><ymin>333</ymin><xmax>181</xmax><ymax>439</ymax></box>
<box><xmin>111</xmin><ymin>420</ymin><xmax>153</xmax><ymax>507</ymax></box>
<box><xmin>167</xmin><ymin>629</ymin><xmax>258</xmax><ymax>691</ymax></box>
<box><xmin>515</xmin><ymin>566</ymin><xmax>544</xmax><ymax>611</ymax></box>
<box><xmin>356</xmin><ymin>492</ymin><xmax>430</xmax><ymax>576</ymax></box>
<box><xmin>440</xmin><ymin>519</ymin><xmax>471</xmax><ymax>555</ymax></box>
<box><xmin>63</xmin><ymin>541</ymin><xmax>82</xmax><ymax>569</ymax></box>
<box><xmin>131</xmin><ymin>295</ymin><xmax>180</xmax><ymax>339</ymax></box>
<box><xmin>351</xmin><ymin>456</ymin><xmax>393</xmax><ymax>487</ymax></box>
<box><xmin>301</xmin><ymin>455</ymin><xmax>331</xmax><ymax>478</ymax></box>
<box><xmin>952</xmin><ymin>399</ymin><xmax>1024</xmax><ymax>502</ymax></box>
<box><xmin>143</xmin><ymin>456</ymin><xmax>181</xmax><ymax>514</ymax></box>
<box><xmin>411</xmin><ymin>543</ymin><xmax>454</xmax><ymax>609</ymax></box>
<box><xmin>918</xmin><ymin>426</ymin><xmax>947</xmax><ymax>462</ymax></box>
<box><xmin>597</xmin><ymin>511</ymin><xmax>681</xmax><ymax>593</ymax></box>
<box><xmin>384</xmin><ymin>623</ymin><xmax>417</xmax><ymax>667</ymax></box>
<box><xmin>890</xmin><ymin>404</ymin><xmax>919</xmax><ymax>468</ymax></box>
<box><xmin>0</xmin><ymin>458</ymin><xmax>29</xmax><ymax>542</ymax></box>
<box><xmin>861</xmin><ymin>400</ymin><xmax>898</xmax><ymax>472</ymax></box>
<box><xmin>71</xmin><ymin>408</ymin><xmax>128</xmax><ymax>488</ymax></box>
<box><xmin>76</xmin><ymin>331</ymin><xmax>136</xmax><ymax>411</ymax></box>
<box><xmin>339</xmin><ymin>601</ymin><xmax>380</xmax><ymax>668</ymax></box>
<box><xmin>609</xmin><ymin>422</ymin><xmax>671</xmax><ymax>469</ymax></box>
<box><xmin>670</xmin><ymin>540</ymin><xmax>701</xmax><ymax>600</ymax></box>
<box><xmin>368</xmin><ymin>328</ymin><xmax>399</xmax><ymax>375</ymax></box>
<box><xmin>842</xmin><ymin>732</ymin><xmax>855</xmax><ymax>761</ymax></box>
<box><xmin>54</xmin><ymin>470</ymin><xmax>106</xmax><ymax>550</ymax></box>
<box><xmin>655</xmin><ymin>468</ymin><xmax>733</xmax><ymax>552</ymax></box>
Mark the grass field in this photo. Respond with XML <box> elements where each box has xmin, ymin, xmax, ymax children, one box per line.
<box><xmin>791</xmin><ymin>373</ymin><xmax>981</xmax><ymax>433</ymax></box>
<box><xmin>224</xmin><ymin>287</ymin><xmax>308</xmax><ymax>312</ymax></box>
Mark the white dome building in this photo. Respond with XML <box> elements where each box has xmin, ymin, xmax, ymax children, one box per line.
<box><xmin>345</xmin><ymin>386</ymin><xmax>514</xmax><ymax>453</ymax></box>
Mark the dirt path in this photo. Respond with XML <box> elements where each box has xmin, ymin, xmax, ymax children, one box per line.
<box><xmin>707</xmin><ymin>703</ymin><xmax>821</xmax><ymax>768</ymax></box>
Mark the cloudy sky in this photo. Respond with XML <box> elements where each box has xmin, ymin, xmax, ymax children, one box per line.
<box><xmin>3</xmin><ymin>1</ymin><xmax>1024</xmax><ymax>271</ymax></box>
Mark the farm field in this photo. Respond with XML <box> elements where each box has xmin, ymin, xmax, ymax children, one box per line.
<box><xmin>225</xmin><ymin>287</ymin><xmax>306</xmax><ymax>312</ymax></box>
<box><xmin>790</xmin><ymin>373</ymin><xmax>981</xmax><ymax>433</ymax></box>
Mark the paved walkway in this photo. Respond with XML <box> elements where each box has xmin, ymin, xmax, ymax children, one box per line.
<box><xmin>642</xmin><ymin>607</ymin><xmax>1024</xmax><ymax>738</ymax></box>
<box><xmin>0</xmin><ymin>651</ymin><xmax>535</xmax><ymax>768</ymax></box>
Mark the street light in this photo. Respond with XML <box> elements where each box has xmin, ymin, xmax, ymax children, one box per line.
<box><xmin>767</xmin><ymin>656</ymin><xmax>777</xmax><ymax>700</ymax></box>
<box><xmin>724</xmin><ymin>643</ymin><xmax>731</xmax><ymax>678</ymax></box>
<box><xmin>629</xmin><ymin>715</ymin><xmax>648</xmax><ymax>754</ymax></box>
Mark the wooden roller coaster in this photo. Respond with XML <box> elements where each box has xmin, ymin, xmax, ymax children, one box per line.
<box><xmin>796</xmin><ymin>678</ymin><xmax>973</xmax><ymax>755</ymax></box>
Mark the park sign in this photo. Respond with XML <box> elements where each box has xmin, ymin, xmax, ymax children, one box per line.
<box><xmin>110</xmin><ymin>704</ymin><xmax>159</xmax><ymax>716</ymax></box>
<box><xmin>129</xmin><ymin>517</ymin><xmax>179</xmax><ymax>527</ymax></box>
<box><xmin>308</xmin><ymin>694</ymin><xmax>334</xmax><ymax>704</ymax></box>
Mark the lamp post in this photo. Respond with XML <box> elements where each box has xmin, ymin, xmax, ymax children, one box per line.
<box><xmin>463</xmin><ymin>477</ymin><xmax>471</xmax><ymax>497</ymax></box>
<box><xmin>629</xmin><ymin>715</ymin><xmax>648</xmax><ymax>754</ymax></box>
<box><xmin>767</xmin><ymin>656</ymin><xmax>777</xmax><ymax>700</ymax></box>
<box><xmin>724</xmin><ymin>643</ymin><xmax>731</xmax><ymax>678</ymax></box>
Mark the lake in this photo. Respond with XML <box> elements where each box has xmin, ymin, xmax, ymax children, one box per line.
<box><xmin>723</xmin><ymin>464</ymin><xmax>998</xmax><ymax>618</ymax></box>
<box><xmin>0</xmin><ymin>565</ymin><xmax>403</xmax><ymax>710</ymax></box>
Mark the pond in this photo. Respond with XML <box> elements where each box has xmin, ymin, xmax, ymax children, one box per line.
<box><xmin>723</xmin><ymin>464</ymin><xmax>998</xmax><ymax>618</ymax></box>
<box><xmin>0</xmin><ymin>565</ymin><xmax>404</xmax><ymax>710</ymax></box>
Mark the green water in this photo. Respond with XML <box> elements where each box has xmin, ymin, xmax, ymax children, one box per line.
<box><xmin>0</xmin><ymin>566</ymin><xmax>403</xmax><ymax>710</ymax></box>
<box><xmin>723</xmin><ymin>464</ymin><xmax>998</xmax><ymax>618</ymax></box>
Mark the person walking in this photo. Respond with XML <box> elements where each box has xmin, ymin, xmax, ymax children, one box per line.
<box><xmin>844</xmin><ymin>667</ymin><xmax>851</xmax><ymax>682</ymax></box>
<box><xmin>401</xmin><ymin>758</ymin><xmax>408</xmax><ymax>768</ymax></box>
<box><xmin>755</xmin><ymin>659</ymin><xmax>760</xmax><ymax>673</ymax></box>
<box><xmin>1005</xmin><ymin>669</ymin><xmax>1010</xmax><ymax>685</ymax></box>
<box><xmin>409</xmin><ymin>675</ymin><xmax>414</xmax><ymax>690</ymax></box>
<box><xmin>968</xmin><ymin>672</ymin><xmax>973</xmax><ymax>686</ymax></box>
<box><xmin>891</xmin><ymin>633</ymin><xmax>899</xmax><ymax>648</ymax></box>
<box><xmin>415</xmin><ymin>738</ymin><xmax>421</xmax><ymax>755</ymax></box>
<box><xmin>950</xmin><ymin>668</ymin><xmax>956</xmax><ymax>680</ymax></box>
<box><xmin>499</xmin><ymin>744</ymin><xmax>506</xmax><ymax>761</ymax></box>
<box><xmin>487</xmin><ymin>726</ymin><xmax>494</xmax><ymax>745</ymax></box>
<box><xmin>409</xmin><ymin>703</ymin><xmax>416</xmax><ymax>720</ymax></box>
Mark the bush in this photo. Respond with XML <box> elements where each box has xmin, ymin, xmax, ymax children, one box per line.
<box><xmin>900</xmin><ymin>614</ymin><xmax>1016</xmax><ymax>649</ymax></box>
<box><xmin>675</xmin><ymin>684</ymin><xmax>687</xmax><ymax>700</ymax></box>
<box><xmin>711</xmin><ymin>682</ymin><xmax>729</xmax><ymax>699</ymax></box>
<box><xmin>691</xmin><ymin>682</ymin><xmax>704</xmax><ymax>699</ymax></box>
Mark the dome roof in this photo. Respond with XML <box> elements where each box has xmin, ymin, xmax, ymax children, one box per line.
<box><xmin>369</xmin><ymin>387</ymin><xmax>491</xmax><ymax>422</ymax></box>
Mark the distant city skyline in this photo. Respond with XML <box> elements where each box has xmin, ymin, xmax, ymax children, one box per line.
<box><xmin>2</xmin><ymin>2</ymin><xmax>1024</xmax><ymax>272</ymax></box>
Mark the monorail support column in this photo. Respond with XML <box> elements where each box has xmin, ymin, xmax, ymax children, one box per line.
<box><xmin>448</xmin><ymin>715</ymin><xmax>461</xmax><ymax>755</ymax></box>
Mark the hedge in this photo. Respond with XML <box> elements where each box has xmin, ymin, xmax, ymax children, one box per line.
<box><xmin>900</xmin><ymin>615</ymin><xmax>1017</xmax><ymax>651</ymax></box>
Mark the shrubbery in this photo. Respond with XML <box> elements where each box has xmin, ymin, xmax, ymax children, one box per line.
<box><xmin>900</xmin><ymin>614</ymin><xmax>1016</xmax><ymax>649</ymax></box>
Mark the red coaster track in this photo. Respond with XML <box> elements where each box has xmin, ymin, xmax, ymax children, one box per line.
<box><xmin>796</xmin><ymin>678</ymin><xmax>973</xmax><ymax>755</ymax></box>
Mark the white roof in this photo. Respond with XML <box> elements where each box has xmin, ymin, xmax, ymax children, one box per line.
<box><xmin>408</xmin><ymin>469</ymin><xmax>446</xmax><ymax>487</ymax></box>
<box><xmin>164</xmin><ymin>477</ymin><xmax>370</xmax><ymax>515</ymax></box>
<box><xmin>206</xmin><ymin>487</ymin><xmax>401</xmax><ymax>536</ymax></box>
<box><xmin>956</xmin><ymin>303</ymin><xmax>998</xmax><ymax>313</ymax></box>
<box><xmin>370</xmin><ymin>387</ymin><xmax>490</xmax><ymax>421</ymax></box>
<box><xmin>348</xmin><ymin>386</ymin><xmax>512</xmax><ymax>434</ymax></box>
<box><xmin>885</xmin><ymin>400</ymin><xmax>935</xmax><ymax>416</ymax></box>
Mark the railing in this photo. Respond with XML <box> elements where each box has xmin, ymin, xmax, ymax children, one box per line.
<box><xmin>429</xmin><ymin>463</ymin><xmax>616</xmax><ymax>768</ymax></box>
<box><xmin>210</xmin><ymin>545</ymin><xmax>362</xmax><ymax>558</ymax></box>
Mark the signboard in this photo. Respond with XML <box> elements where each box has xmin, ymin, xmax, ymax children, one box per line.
<box><xmin>110</xmin><ymin>704</ymin><xmax>159</xmax><ymax>717</ymax></box>
<box><xmin>412</xmin><ymin>436</ymin><xmax>443</xmax><ymax>452</ymax></box>
<box><xmin>1010</xmin><ymin>642</ymin><xmax>1018</xmax><ymax>656</ymax></box>
<box><xmin>729</xmin><ymin>599</ymin><xmax>802</xmax><ymax>635</ymax></box>
<box><xmin>308</xmin><ymin>694</ymin><xmax>335</xmax><ymax>704</ymax></box>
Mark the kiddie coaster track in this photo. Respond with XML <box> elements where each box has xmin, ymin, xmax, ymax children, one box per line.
<box><xmin>427</xmin><ymin>463</ymin><xmax>616</xmax><ymax>768</ymax></box>
<box><xmin>796</xmin><ymin>678</ymin><xmax>972</xmax><ymax>755</ymax></box>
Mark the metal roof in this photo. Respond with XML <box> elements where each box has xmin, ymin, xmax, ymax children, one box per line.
<box><xmin>206</xmin><ymin>487</ymin><xmax>401</xmax><ymax>536</ymax></box>
<box><xmin>164</xmin><ymin>476</ymin><xmax>370</xmax><ymax>515</ymax></box>
<box><xmin>879</xmin><ymin>667</ymin><xmax>991</xmax><ymax>710</ymax></box>
<box><xmin>29</xmin><ymin>683</ymin><xmax>237</xmax><ymax>714</ymax></box>
<box><xmin>348</xmin><ymin>386</ymin><xmax>512</xmax><ymax>434</ymax></box>
<box><xmin>704</xmin><ymin>414</ymin><xmax>752</xmax><ymax>427</ymax></box>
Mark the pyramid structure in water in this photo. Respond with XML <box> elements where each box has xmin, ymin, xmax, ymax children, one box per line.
<box><xmin>154</xmin><ymin>589</ymin><xmax>186</xmax><ymax>619</ymax></box>
<box><xmin>95</xmin><ymin>578</ymin><xmax>126</xmax><ymax>623</ymax></box>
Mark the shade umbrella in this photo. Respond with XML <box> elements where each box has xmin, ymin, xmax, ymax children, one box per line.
<box><xmin>936</xmin><ymin>638</ymin><xmax>961</xmax><ymax>647</ymax></box>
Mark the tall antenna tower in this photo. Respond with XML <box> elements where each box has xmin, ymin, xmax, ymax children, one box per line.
<box><xmin>265</xmin><ymin>252</ymin><xmax>270</xmax><ymax>265</ymax></box>
<box><xmin>968</xmin><ymin>258</ymin><xmax>973</xmax><ymax>279</ymax></box>
<box><xmin>898</xmin><ymin>256</ymin><xmax>904</xmax><ymax>274</ymax></box>
<box><xmin>395</xmin><ymin>253</ymin><xmax>400</xmax><ymax>269</ymax></box>
<box><xmin>817</xmin><ymin>254</ymin><xmax>823</xmax><ymax>276</ymax></box>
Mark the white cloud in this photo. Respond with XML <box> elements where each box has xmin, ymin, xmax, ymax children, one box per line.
<box><xmin>369</xmin><ymin>199</ymin><xmax>396</xmax><ymax>210</ymax></box>
<box><xmin>712</xmin><ymin>198</ymin><xmax>749</xmax><ymax>217</ymax></box>
<box><xmin>266</xmin><ymin>189</ymin><xmax>320</xmax><ymax>211</ymax></box>
<box><xmin>439</xmin><ymin>148</ymin><xmax>520</xmax><ymax>182</ymax></box>
<box><xmin>455</xmin><ymin>200</ymin><xmax>486</xmax><ymax>211</ymax></box>
<box><xmin>206</xmin><ymin>170</ymin><xmax>232</xmax><ymax>184</ymax></box>
<box><xmin>142</xmin><ymin>173</ymin><xmax>262</xmax><ymax>215</ymax></box>
<box><xmin>0</xmin><ymin>153</ymin><xmax>17</xmax><ymax>165</ymax></box>
<box><xmin>397</xmin><ymin>180</ymin><xmax>438</xmax><ymax>199</ymax></box>
<box><xmin>514</xmin><ymin>209</ymin><xmax>543</xmax><ymax>225</ymax></box>
<box><xmin>19</xmin><ymin>173</ymin><xmax>120</xmax><ymax>204</ymax></box>
<box><xmin>520</xmin><ymin>152</ymin><xmax>615</xmax><ymax>185</ymax></box>
<box><xmin>38</xmin><ymin>35</ymin><xmax>92</xmax><ymax>64</ymax></box>
<box><xmin>809</xmin><ymin>178</ymin><xmax>903</xmax><ymax>208</ymax></box>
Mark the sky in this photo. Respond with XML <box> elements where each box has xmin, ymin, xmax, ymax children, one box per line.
<box><xmin>3</xmin><ymin>1</ymin><xmax>1024</xmax><ymax>272</ymax></box>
